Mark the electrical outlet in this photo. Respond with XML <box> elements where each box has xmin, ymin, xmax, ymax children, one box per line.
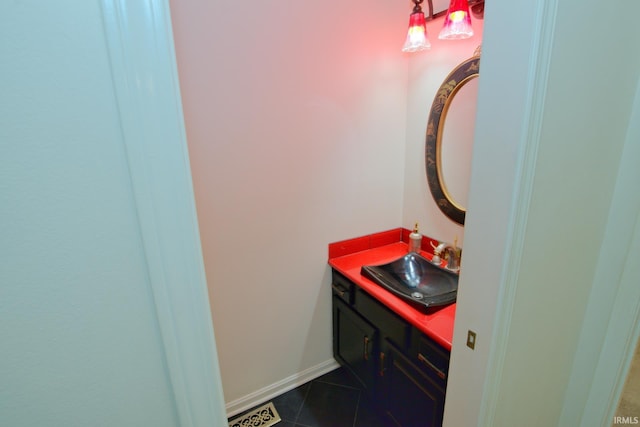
<box><xmin>466</xmin><ymin>330</ymin><xmax>476</xmax><ymax>350</ymax></box>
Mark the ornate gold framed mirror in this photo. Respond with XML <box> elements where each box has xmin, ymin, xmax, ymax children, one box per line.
<box><xmin>425</xmin><ymin>53</ymin><xmax>480</xmax><ymax>225</ymax></box>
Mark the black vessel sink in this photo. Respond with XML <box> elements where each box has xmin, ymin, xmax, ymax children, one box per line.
<box><xmin>361</xmin><ymin>253</ymin><xmax>458</xmax><ymax>311</ymax></box>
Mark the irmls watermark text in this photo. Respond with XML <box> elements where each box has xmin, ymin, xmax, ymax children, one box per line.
<box><xmin>614</xmin><ymin>416</ymin><xmax>640</xmax><ymax>425</ymax></box>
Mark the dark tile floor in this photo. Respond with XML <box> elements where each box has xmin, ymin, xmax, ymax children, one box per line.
<box><xmin>229</xmin><ymin>367</ymin><xmax>393</xmax><ymax>427</ymax></box>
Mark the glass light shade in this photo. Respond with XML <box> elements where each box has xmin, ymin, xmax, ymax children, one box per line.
<box><xmin>438</xmin><ymin>0</ymin><xmax>474</xmax><ymax>40</ymax></box>
<box><xmin>402</xmin><ymin>12</ymin><xmax>431</xmax><ymax>52</ymax></box>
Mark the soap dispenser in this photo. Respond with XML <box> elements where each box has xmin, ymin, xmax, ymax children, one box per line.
<box><xmin>409</xmin><ymin>223</ymin><xmax>422</xmax><ymax>253</ymax></box>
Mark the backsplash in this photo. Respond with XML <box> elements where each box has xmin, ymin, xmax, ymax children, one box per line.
<box><xmin>329</xmin><ymin>227</ymin><xmax>439</xmax><ymax>259</ymax></box>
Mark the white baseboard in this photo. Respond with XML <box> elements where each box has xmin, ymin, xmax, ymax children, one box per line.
<box><xmin>225</xmin><ymin>358</ymin><xmax>340</xmax><ymax>418</ymax></box>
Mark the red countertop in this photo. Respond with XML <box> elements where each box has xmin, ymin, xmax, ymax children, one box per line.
<box><xmin>328</xmin><ymin>228</ymin><xmax>456</xmax><ymax>351</ymax></box>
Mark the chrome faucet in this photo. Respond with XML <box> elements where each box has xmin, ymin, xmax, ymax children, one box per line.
<box><xmin>431</xmin><ymin>241</ymin><xmax>461</xmax><ymax>272</ymax></box>
<box><xmin>442</xmin><ymin>245</ymin><xmax>461</xmax><ymax>272</ymax></box>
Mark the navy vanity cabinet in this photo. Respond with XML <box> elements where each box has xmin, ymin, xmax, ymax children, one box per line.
<box><xmin>331</xmin><ymin>270</ymin><xmax>449</xmax><ymax>427</ymax></box>
<box><xmin>413</xmin><ymin>330</ymin><xmax>449</xmax><ymax>389</ymax></box>
<box><xmin>332</xmin><ymin>297</ymin><xmax>378</xmax><ymax>392</ymax></box>
<box><xmin>380</xmin><ymin>341</ymin><xmax>446</xmax><ymax>427</ymax></box>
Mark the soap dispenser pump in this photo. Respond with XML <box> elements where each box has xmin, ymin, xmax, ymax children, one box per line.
<box><xmin>409</xmin><ymin>223</ymin><xmax>422</xmax><ymax>253</ymax></box>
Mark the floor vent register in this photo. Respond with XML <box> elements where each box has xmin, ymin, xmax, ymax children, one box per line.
<box><xmin>228</xmin><ymin>402</ymin><xmax>281</xmax><ymax>427</ymax></box>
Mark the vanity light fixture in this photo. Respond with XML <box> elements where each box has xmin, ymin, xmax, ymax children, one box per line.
<box><xmin>439</xmin><ymin>0</ymin><xmax>474</xmax><ymax>39</ymax></box>
<box><xmin>403</xmin><ymin>0</ymin><xmax>483</xmax><ymax>52</ymax></box>
<box><xmin>402</xmin><ymin>0</ymin><xmax>431</xmax><ymax>52</ymax></box>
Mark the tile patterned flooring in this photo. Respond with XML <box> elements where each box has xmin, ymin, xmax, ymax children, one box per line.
<box><xmin>229</xmin><ymin>367</ymin><xmax>393</xmax><ymax>427</ymax></box>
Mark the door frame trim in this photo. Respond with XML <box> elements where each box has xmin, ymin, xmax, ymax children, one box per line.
<box><xmin>100</xmin><ymin>2</ymin><xmax>227</xmax><ymax>426</ymax></box>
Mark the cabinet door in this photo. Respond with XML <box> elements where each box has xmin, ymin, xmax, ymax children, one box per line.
<box><xmin>379</xmin><ymin>341</ymin><xmax>445</xmax><ymax>427</ymax></box>
<box><xmin>333</xmin><ymin>296</ymin><xmax>377</xmax><ymax>392</ymax></box>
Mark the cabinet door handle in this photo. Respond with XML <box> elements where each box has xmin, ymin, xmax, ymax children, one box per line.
<box><xmin>379</xmin><ymin>352</ymin><xmax>386</xmax><ymax>377</ymax></box>
<box><xmin>363</xmin><ymin>336</ymin><xmax>370</xmax><ymax>361</ymax></box>
<box><xmin>331</xmin><ymin>284</ymin><xmax>346</xmax><ymax>297</ymax></box>
<box><xmin>418</xmin><ymin>353</ymin><xmax>446</xmax><ymax>380</ymax></box>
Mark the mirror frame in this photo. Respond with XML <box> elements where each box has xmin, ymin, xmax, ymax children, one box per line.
<box><xmin>425</xmin><ymin>55</ymin><xmax>480</xmax><ymax>225</ymax></box>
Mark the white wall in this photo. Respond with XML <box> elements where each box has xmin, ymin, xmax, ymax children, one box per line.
<box><xmin>565</xmin><ymin>72</ymin><xmax>640</xmax><ymax>427</ymax></box>
<box><xmin>403</xmin><ymin>16</ymin><xmax>484</xmax><ymax>246</ymax></box>
<box><xmin>169</xmin><ymin>0</ymin><xmax>408</xmax><ymax>408</ymax></box>
<box><xmin>0</xmin><ymin>2</ymin><xmax>192</xmax><ymax>426</ymax></box>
